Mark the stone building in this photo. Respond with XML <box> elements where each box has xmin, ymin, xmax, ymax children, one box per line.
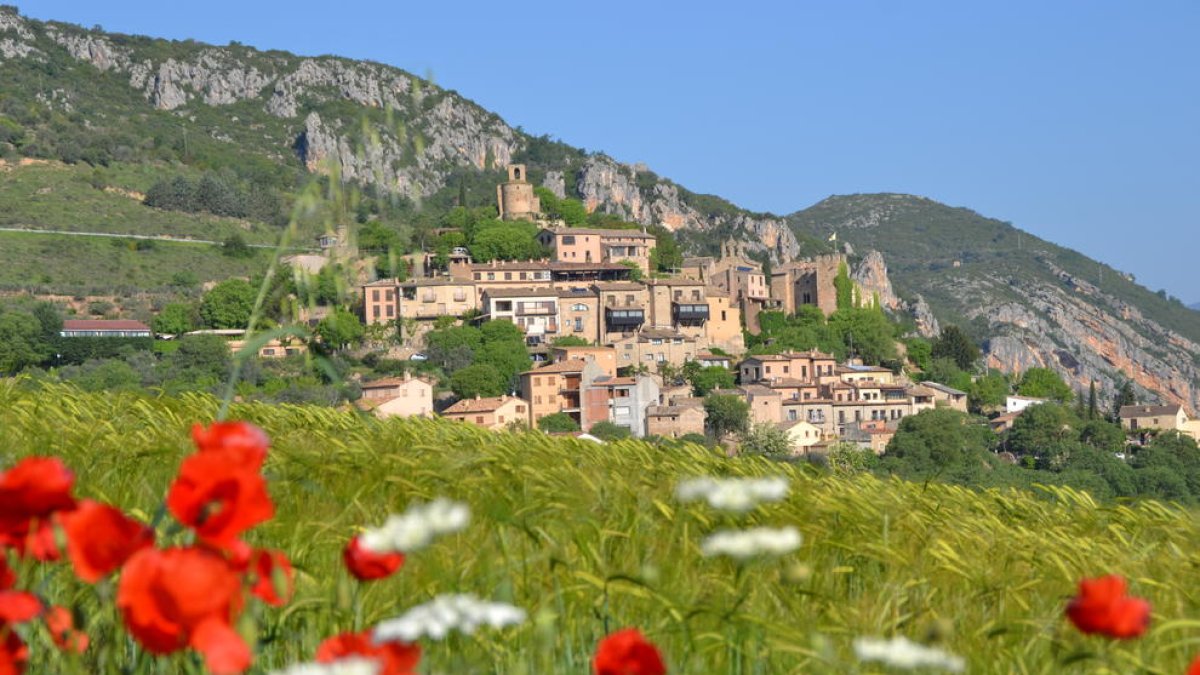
<box><xmin>647</xmin><ymin>403</ymin><xmax>707</xmax><ymax>439</ymax></box>
<box><xmin>442</xmin><ymin>395</ymin><xmax>530</xmax><ymax>430</ymax></box>
<box><xmin>771</xmin><ymin>254</ymin><xmax>846</xmax><ymax>317</ymax></box>
<box><xmin>356</xmin><ymin>373</ymin><xmax>435</xmax><ymax>419</ymax></box>
<box><xmin>496</xmin><ymin>164</ymin><xmax>541</xmax><ymax>221</ymax></box>
<box><xmin>536</xmin><ymin>227</ymin><xmax>656</xmax><ymax>275</ymax></box>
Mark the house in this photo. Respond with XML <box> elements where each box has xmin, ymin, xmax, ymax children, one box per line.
<box><xmin>837</xmin><ymin>363</ymin><xmax>897</xmax><ymax>385</ymax></box>
<box><xmin>780</xmin><ymin>420</ymin><xmax>824</xmax><ymax>456</ymax></box>
<box><xmin>1119</xmin><ymin>404</ymin><xmax>1200</xmax><ymax>442</ymax></box>
<box><xmin>923</xmin><ymin>381</ymin><xmax>969</xmax><ymax>412</ymax></box>
<box><xmin>60</xmin><ymin>320</ymin><xmax>152</xmax><ymax>338</ymax></box>
<box><xmin>585</xmin><ymin>373</ymin><xmax>660</xmax><ymax>437</ymax></box>
<box><xmin>441</xmin><ymin>395</ymin><xmax>530</xmax><ymax>430</ymax></box>
<box><xmin>1006</xmin><ymin>395</ymin><xmax>1048</xmax><ymax>414</ymax></box>
<box><xmin>611</xmin><ymin>328</ymin><xmax>698</xmax><ymax>369</ymax></box>
<box><xmin>646</xmin><ymin>403</ymin><xmax>706</xmax><ymax>439</ymax></box>
<box><xmin>361</xmin><ymin>279</ymin><xmax>400</xmax><ymax>325</ymax></box>
<box><xmin>694</xmin><ymin>352</ymin><xmax>733</xmax><ymax>369</ymax></box>
<box><xmin>549</xmin><ymin>345</ymin><xmax>617</xmax><ymax>378</ymax></box>
<box><xmin>536</xmin><ymin>227</ymin><xmax>656</xmax><ymax>275</ymax></box>
<box><xmin>840</xmin><ymin>420</ymin><xmax>895</xmax><ymax>455</ymax></box>
<box><xmin>989</xmin><ymin>412</ymin><xmax>1022</xmax><ymax>433</ymax></box>
<box><xmin>520</xmin><ymin>359</ymin><xmax>604</xmax><ymax>428</ymax></box>
<box><xmin>361</xmin><ymin>278</ymin><xmax>478</xmax><ymax>325</ymax></box>
<box><xmin>481</xmin><ymin>288</ymin><xmax>561</xmax><ymax>346</ymax></box>
<box><xmin>738</xmin><ymin>351</ymin><xmax>837</xmax><ymax>385</ymax></box>
<box><xmin>316</xmin><ymin>233</ymin><xmax>339</xmax><ymax>249</ymax></box>
<box><xmin>356</xmin><ymin>373</ymin><xmax>434</xmax><ymax>419</ymax></box>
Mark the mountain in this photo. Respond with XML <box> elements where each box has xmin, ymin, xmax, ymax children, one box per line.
<box><xmin>789</xmin><ymin>194</ymin><xmax>1200</xmax><ymax>414</ymax></box>
<box><xmin>1191</xmin><ymin>302</ymin><xmax>1200</xmax><ymax>312</ymax></box>
<box><xmin>0</xmin><ymin>8</ymin><xmax>1196</xmax><ymax>411</ymax></box>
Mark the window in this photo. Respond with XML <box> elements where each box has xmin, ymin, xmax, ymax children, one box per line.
<box><xmin>386</xmin><ymin>305</ymin><xmax>394</xmax><ymax>317</ymax></box>
<box><xmin>721</xmin><ymin>311</ymin><xmax>727</xmax><ymax>321</ymax></box>
<box><xmin>838</xmin><ymin>411</ymin><xmax>845</xmax><ymax>423</ymax></box>
<box><xmin>262</xmin><ymin>348</ymin><xmax>275</xmax><ymax>356</ymax></box>
<box><xmin>574</xmin><ymin>318</ymin><xmax>583</xmax><ymax>332</ymax></box>
<box><xmin>571</xmin><ymin>303</ymin><xmax>588</xmax><ymax>311</ymax></box>
<box><xmin>563</xmin><ymin>235</ymin><xmax>576</xmax><ymax>245</ymax></box>
<box><xmin>674</xmin><ymin>290</ymin><xmax>682</xmax><ymax>300</ymax></box>
<box><xmin>787</xmin><ymin>409</ymin><xmax>797</xmax><ymax>421</ymax></box>
<box><xmin>372</xmin><ymin>306</ymin><xmax>380</xmax><ymax>318</ymax></box>
<box><xmin>534</xmin><ymin>377</ymin><xmax>541</xmax><ymax>386</ymax></box>
<box><xmin>505</xmin><ymin>273</ymin><xmax>512</xmax><ymax>280</ymax></box>
<box><xmin>519</xmin><ymin>272</ymin><xmax>527</xmax><ymax>280</ymax></box>
<box><xmin>782</xmin><ymin>366</ymin><xmax>789</xmax><ymax>374</ymax></box>
<box><xmin>656</xmin><ymin>353</ymin><xmax>666</xmax><ymax>362</ymax></box>
<box><xmin>625</xmin><ymin>295</ymin><xmax>635</xmax><ymax>305</ymax></box>
<box><xmin>475</xmin><ymin>416</ymin><xmax>484</xmax><ymax>424</ymax></box>
<box><xmin>517</xmin><ymin>405</ymin><xmax>526</xmax><ymax>413</ymax></box>
<box><xmin>692</xmin><ymin>290</ymin><xmax>700</xmax><ymax>301</ymax></box>
<box><xmin>615</xmin><ymin>406</ymin><xmax>631</xmax><ymax>416</ymax></box>
<box><xmin>474</xmin><ymin>273</ymin><xmax>481</xmax><ymax>280</ymax></box>
<box><xmin>651</xmin><ymin>339</ymin><xmax>663</xmax><ymax>345</ymax></box>
<box><xmin>372</xmin><ymin>290</ymin><xmax>380</xmax><ymax>302</ymax></box>
<box><xmin>535</xmin><ymin>396</ymin><xmax>542</xmax><ymax>404</ymax></box>
<box><xmin>498</xmin><ymin>416</ymin><xmax>505</xmax><ymax>424</ymax></box>
<box><xmin>487</xmin><ymin>272</ymin><xmax>495</xmax><ymax>280</ymax></box>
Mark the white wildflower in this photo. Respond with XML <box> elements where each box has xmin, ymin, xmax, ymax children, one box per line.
<box><xmin>360</xmin><ymin>498</ymin><xmax>470</xmax><ymax>554</ymax></box>
<box><xmin>269</xmin><ymin>657</ymin><xmax>380</xmax><ymax>675</ymax></box>
<box><xmin>675</xmin><ymin>476</ymin><xmax>789</xmax><ymax>512</ymax></box>
<box><xmin>853</xmin><ymin>636</ymin><xmax>965</xmax><ymax>673</ymax></box>
<box><xmin>700</xmin><ymin>526</ymin><xmax>802</xmax><ymax>559</ymax></box>
<box><xmin>373</xmin><ymin>594</ymin><xmax>527</xmax><ymax>643</ymax></box>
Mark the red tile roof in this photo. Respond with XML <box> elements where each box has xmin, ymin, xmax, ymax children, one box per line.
<box><xmin>62</xmin><ymin>319</ymin><xmax>151</xmax><ymax>331</ymax></box>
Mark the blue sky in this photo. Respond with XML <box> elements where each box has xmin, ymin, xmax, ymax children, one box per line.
<box><xmin>18</xmin><ymin>1</ymin><xmax>1199</xmax><ymax>301</ymax></box>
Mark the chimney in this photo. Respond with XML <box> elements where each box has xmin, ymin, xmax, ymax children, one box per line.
<box><xmin>403</xmin><ymin>371</ymin><xmax>412</xmax><ymax>382</ymax></box>
<box><xmin>475</xmin><ymin>394</ymin><xmax>481</xmax><ymax>401</ymax></box>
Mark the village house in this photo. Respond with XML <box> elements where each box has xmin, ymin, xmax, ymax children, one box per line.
<box><xmin>923</xmin><ymin>381</ymin><xmax>969</xmax><ymax>412</ymax></box>
<box><xmin>550</xmin><ymin>345</ymin><xmax>618</xmax><ymax>377</ymax></box>
<box><xmin>840</xmin><ymin>420</ymin><xmax>896</xmax><ymax>455</ymax></box>
<box><xmin>585</xmin><ymin>373</ymin><xmax>660</xmax><ymax>437</ymax></box>
<box><xmin>520</xmin><ymin>359</ymin><xmax>604</xmax><ymax>428</ymax></box>
<box><xmin>646</xmin><ymin>403</ymin><xmax>706</xmax><ymax>439</ymax></box>
<box><xmin>60</xmin><ymin>319</ymin><xmax>152</xmax><ymax>338</ymax></box>
<box><xmin>780</xmin><ymin>420</ymin><xmax>824</xmax><ymax>456</ymax></box>
<box><xmin>481</xmin><ymin>288</ymin><xmax>561</xmax><ymax>346</ymax></box>
<box><xmin>1119</xmin><ymin>404</ymin><xmax>1200</xmax><ymax>442</ymax></box>
<box><xmin>536</xmin><ymin>227</ymin><xmax>656</xmax><ymax>275</ymax></box>
<box><xmin>596</xmin><ymin>282</ymin><xmax>650</xmax><ymax>344</ymax></box>
<box><xmin>556</xmin><ymin>288</ymin><xmax>601</xmax><ymax>343</ymax></box>
<box><xmin>356</xmin><ymin>373</ymin><xmax>434</xmax><ymax>419</ymax></box>
<box><xmin>1006</xmin><ymin>395</ymin><xmax>1048</xmax><ymax>414</ymax></box>
<box><xmin>442</xmin><ymin>395</ymin><xmax>530</xmax><ymax>430</ymax></box>
<box><xmin>611</xmin><ymin>328</ymin><xmax>698</xmax><ymax>369</ymax></box>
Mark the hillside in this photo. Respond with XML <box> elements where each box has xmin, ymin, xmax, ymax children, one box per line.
<box><xmin>0</xmin><ymin>7</ymin><xmax>1196</xmax><ymax>410</ymax></box>
<box><xmin>4</xmin><ymin>381</ymin><xmax>1199</xmax><ymax>672</ymax></box>
<box><xmin>789</xmin><ymin>194</ymin><xmax>1200</xmax><ymax>413</ymax></box>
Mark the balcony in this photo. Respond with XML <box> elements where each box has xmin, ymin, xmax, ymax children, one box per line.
<box><xmin>672</xmin><ymin>302</ymin><xmax>710</xmax><ymax>322</ymax></box>
<box><xmin>517</xmin><ymin>302</ymin><xmax>556</xmax><ymax>316</ymax></box>
<box><xmin>605</xmin><ymin>308</ymin><xmax>645</xmax><ymax>327</ymax></box>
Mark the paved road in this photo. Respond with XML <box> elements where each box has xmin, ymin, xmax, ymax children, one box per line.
<box><xmin>0</xmin><ymin>226</ymin><xmax>302</xmax><ymax>250</ymax></box>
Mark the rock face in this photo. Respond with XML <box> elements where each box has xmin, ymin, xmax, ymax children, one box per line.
<box><xmin>0</xmin><ymin>9</ymin><xmax>795</xmax><ymax>255</ymax></box>
<box><xmin>851</xmin><ymin>251</ymin><xmax>900</xmax><ymax>310</ymax></box>
<box><xmin>575</xmin><ymin>155</ymin><xmax>801</xmax><ymax>261</ymax></box>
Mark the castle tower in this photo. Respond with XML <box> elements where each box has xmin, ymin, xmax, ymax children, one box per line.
<box><xmin>496</xmin><ymin>164</ymin><xmax>541</xmax><ymax>221</ymax></box>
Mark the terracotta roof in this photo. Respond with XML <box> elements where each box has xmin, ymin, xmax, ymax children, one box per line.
<box><xmin>696</xmin><ymin>352</ymin><xmax>732</xmax><ymax>360</ymax></box>
<box><xmin>908</xmin><ymin>385</ymin><xmax>937</xmax><ymax>397</ymax></box>
<box><xmin>443</xmin><ymin>395</ymin><xmax>524</xmax><ymax>414</ymax></box>
<box><xmin>400</xmin><ymin>279</ymin><xmax>474</xmax><ymax>288</ymax></box>
<box><xmin>362</xmin><ymin>278</ymin><xmax>400</xmax><ymax>287</ymax></box>
<box><xmin>1120</xmin><ymin>404</ymin><xmax>1184</xmax><ymax>418</ymax></box>
<box><xmin>742</xmin><ymin>354</ymin><xmax>790</xmax><ymax>362</ymax></box>
<box><xmin>361</xmin><ymin>376</ymin><xmax>432</xmax><ymax>389</ymax></box>
<box><xmin>557</xmin><ymin>287</ymin><xmax>599</xmax><ymax>298</ymax></box>
<box><xmin>636</xmin><ymin>328</ymin><xmax>693</xmax><ymax>341</ymax></box>
<box><xmin>647</xmin><ymin>405</ymin><xmax>704</xmax><ymax>417</ymax></box>
<box><xmin>542</xmin><ymin>227</ymin><xmax>655</xmax><ymax>239</ymax></box>
<box><xmin>923</xmin><ymin>382</ymin><xmax>968</xmax><ymax>396</ymax></box>
<box><xmin>740</xmin><ymin>384</ymin><xmax>779</xmax><ymax>397</ymax></box>
<box><xmin>647</xmin><ymin>278</ymin><xmax>706</xmax><ymax>287</ymax></box>
<box><xmin>524</xmin><ymin>359</ymin><xmax>588</xmax><ymax>375</ymax></box>
<box><xmin>62</xmin><ymin>319</ymin><xmax>151</xmax><ymax>331</ymax></box>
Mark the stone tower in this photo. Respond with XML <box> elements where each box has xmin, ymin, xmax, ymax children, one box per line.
<box><xmin>496</xmin><ymin>164</ymin><xmax>541</xmax><ymax>221</ymax></box>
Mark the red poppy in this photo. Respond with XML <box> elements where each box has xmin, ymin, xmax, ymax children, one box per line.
<box><xmin>316</xmin><ymin>630</ymin><xmax>421</xmax><ymax>675</ymax></box>
<box><xmin>0</xmin><ymin>627</ymin><xmax>28</xmax><ymax>675</ymax></box>
<box><xmin>0</xmin><ymin>518</ymin><xmax>62</xmax><ymax>563</ymax></box>
<box><xmin>62</xmin><ymin>500</ymin><xmax>154</xmax><ymax>583</ymax></box>
<box><xmin>1066</xmin><ymin>575</ymin><xmax>1151</xmax><ymax>639</ymax></box>
<box><xmin>0</xmin><ymin>457</ymin><xmax>75</xmax><ymax>518</ymax></box>
<box><xmin>44</xmin><ymin>606</ymin><xmax>88</xmax><ymax>653</ymax></box>
<box><xmin>116</xmin><ymin>547</ymin><xmax>248</xmax><ymax>674</ymax></box>
<box><xmin>343</xmin><ymin>535</ymin><xmax>405</xmax><ymax>581</ymax></box>
<box><xmin>0</xmin><ymin>592</ymin><xmax>40</xmax><ymax>625</ymax></box>
<box><xmin>1188</xmin><ymin>654</ymin><xmax>1200</xmax><ymax>675</ymax></box>
<box><xmin>166</xmin><ymin>452</ymin><xmax>273</xmax><ymax>547</ymax></box>
<box><xmin>593</xmin><ymin>628</ymin><xmax>666</xmax><ymax>675</ymax></box>
<box><xmin>192</xmin><ymin>422</ymin><xmax>269</xmax><ymax>469</ymax></box>
<box><xmin>247</xmin><ymin>548</ymin><xmax>293</xmax><ymax>607</ymax></box>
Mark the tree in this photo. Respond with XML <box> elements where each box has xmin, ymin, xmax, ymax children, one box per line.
<box><xmin>1087</xmin><ymin>380</ymin><xmax>1099</xmax><ymax>420</ymax></box>
<box><xmin>200</xmin><ymin>279</ymin><xmax>256</xmax><ymax>329</ymax></box>
<box><xmin>704</xmin><ymin>394</ymin><xmax>750</xmax><ymax>441</ymax></box>
<box><xmin>221</xmin><ymin>234</ymin><xmax>254</xmax><ymax>259</ymax></box>
<box><xmin>649</xmin><ymin>226</ymin><xmax>683</xmax><ymax>273</ymax></box>
<box><xmin>315</xmin><ymin>309</ymin><xmax>364</xmax><ymax>350</ymax></box>
<box><xmin>551</xmin><ymin>335</ymin><xmax>590</xmax><ymax>347</ymax></box>
<box><xmin>538</xmin><ymin>412</ymin><xmax>580</xmax><ymax>433</ymax></box>
<box><xmin>904</xmin><ymin>338</ymin><xmax>932</xmax><ymax>372</ymax></box>
<box><xmin>968</xmin><ymin>371</ymin><xmax>1009</xmax><ymax>412</ymax></box>
<box><xmin>1112</xmin><ymin>380</ymin><xmax>1136</xmax><ymax>420</ymax></box>
<box><xmin>688</xmin><ymin>365</ymin><xmax>734</xmax><ymax>397</ymax></box>
<box><xmin>739</xmin><ymin>422</ymin><xmax>791</xmax><ymax>457</ymax></box>
<box><xmin>449</xmin><ymin>363</ymin><xmax>505</xmax><ymax>399</ymax></box>
<box><xmin>834</xmin><ymin>262</ymin><xmax>854</xmax><ymax>310</ymax></box>
<box><xmin>152</xmin><ymin>303</ymin><xmax>195</xmax><ymax>336</ymax></box>
<box><xmin>1017</xmin><ymin>367</ymin><xmax>1073</xmax><ymax>403</ymax></box>
<box><xmin>0</xmin><ymin>311</ymin><xmax>47</xmax><ymax>374</ymax></box>
<box><xmin>589</xmin><ymin>421</ymin><xmax>632</xmax><ymax>442</ymax></box>
<box><xmin>163</xmin><ymin>334</ymin><xmax>231</xmax><ymax>383</ymax></box>
<box><xmin>1006</xmin><ymin>403</ymin><xmax>1080</xmax><ymax>469</ymax></box>
<box><xmin>618</xmin><ymin>260</ymin><xmax>644</xmax><ymax>282</ymax></box>
<box><xmin>931</xmin><ymin>325</ymin><xmax>980</xmax><ymax>371</ymax></box>
<box><xmin>829</xmin><ymin>307</ymin><xmax>896</xmax><ymax>365</ymax></box>
<box><xmin>882</xmin><ymin>408</ymin><xmax>995</xmax><ymax>480</ymax></box>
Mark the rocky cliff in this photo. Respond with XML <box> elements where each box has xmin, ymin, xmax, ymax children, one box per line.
<box><xmin>789</xmin><ymin>195</ymin><xmax>1200</xmax><ymax>414</ymax></box>
<box><xmin>0</xmin><ymin>8</ymin><xmax>798</xmax><ymax>260</ymax></box>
